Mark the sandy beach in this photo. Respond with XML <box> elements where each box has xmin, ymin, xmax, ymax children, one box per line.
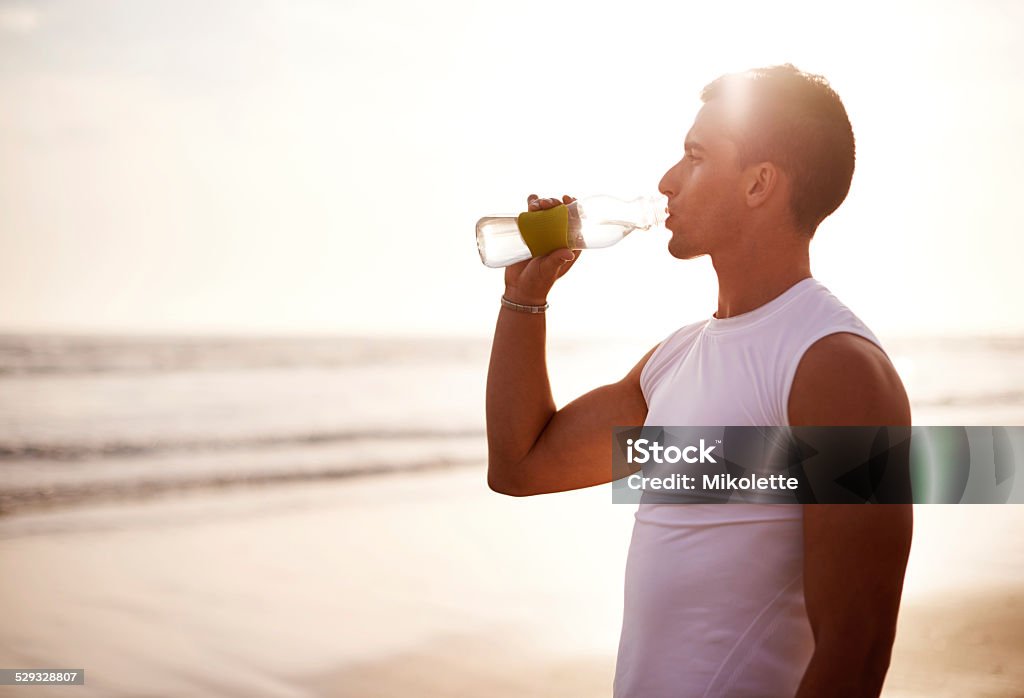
<box><xmin>1</xmin><ymin>466</ymin><xmax>1023</xmax><ymax>698</ymax></box>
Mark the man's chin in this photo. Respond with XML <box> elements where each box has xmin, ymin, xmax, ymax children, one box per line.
<box><xmin>667</xmin><ymin>237</ymin><xmax>703</xmax><ymax>261</ymax></box>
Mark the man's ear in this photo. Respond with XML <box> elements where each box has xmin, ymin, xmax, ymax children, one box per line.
<box><xmin>743</xmin><ymin>162</ymin><xmax>779</xmax><ymax>209</ymax></box>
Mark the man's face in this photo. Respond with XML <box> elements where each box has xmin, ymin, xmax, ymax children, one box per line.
<box><xmin>658</xmin><ymin>100</ymin><xmax>746</xmax><ymax>260</ymax></box>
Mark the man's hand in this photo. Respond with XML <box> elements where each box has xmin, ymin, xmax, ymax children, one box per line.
<box><xmin>503</xmin><ymin>194</ymin><xmax>581</xmax><ymax>306</ymax></box>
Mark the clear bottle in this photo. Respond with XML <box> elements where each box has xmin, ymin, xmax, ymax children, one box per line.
<box><xmin>475</xmin><ymin>194</ymin><xmax>669</xmax><ymax>268</ymax></box>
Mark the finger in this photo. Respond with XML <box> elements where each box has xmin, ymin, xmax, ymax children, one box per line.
<box><xmin>541</xmin><ymin>248</ymin><xmax>575</xmax><ymax>273</ymax></box>
<box><xmin>562</xmin><ymin>194</ymin><xmax>576</xmax><ymax>204</ymax></box>
<box><xmin>527</xmin><ymin>194</ymin><xmax>540</xmax><ymax>210</ymax></box>
<box><xmin>555</xmin><ymin>249</ymin><xmax>581</xmax><ymax>278</ymax></box>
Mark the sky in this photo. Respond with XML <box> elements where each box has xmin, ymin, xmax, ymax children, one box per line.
<box><xmin>1</xmin><ymin>0</ymin><xmax>1023</xmax><ymax>341</ymax></box>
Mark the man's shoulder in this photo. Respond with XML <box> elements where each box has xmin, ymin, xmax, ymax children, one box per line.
<box><xmin>788</xmin><ymin>332</ymin><xmax>910</xmax><ymax>426</ymax></box>
<box><xmin>801</xmin><ymin>331</ymin><xmax>889</xmax><ymax>366</ymax></box>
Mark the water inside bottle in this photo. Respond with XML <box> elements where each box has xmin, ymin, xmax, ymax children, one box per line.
<box><xmin>476</xmin><ymin>216</ymin><xmax>532</xmax><ymax>268</ymax></box>
<box><xmin>579</xmin><ymin>219</ymin><xmax>636</xmax><ymax>248</ymax></box>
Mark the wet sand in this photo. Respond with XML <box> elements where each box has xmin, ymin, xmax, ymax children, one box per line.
<box><xmin>0</xmin><ymin>468</ymin><xmax>1022</xmax><ymax>697</ymax></box>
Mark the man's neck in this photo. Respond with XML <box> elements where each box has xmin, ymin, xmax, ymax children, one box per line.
<box><xmin>710</xmin><ymin>237</ymin><xmax>812</xmax><ymax>320</ymax></box>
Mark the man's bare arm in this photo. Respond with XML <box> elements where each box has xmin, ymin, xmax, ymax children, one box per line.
<box><xmin>485</xmin><ymin>194</ymin><xmax>653</xmax><ymax>497</ymax></box>
<box><xmin>487</xmin><ymin>323</ymin><xmax>654</xmax><ymax>495</ymax></box>
<box><xmin>789</xmin><ymin>332</ymin><xmax>913</xmax><ymax>698</ymax></box>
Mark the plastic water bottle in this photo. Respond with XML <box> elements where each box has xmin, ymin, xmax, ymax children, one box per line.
<box><xmin>475</xmin><ymin>194</ymin><xmax>668</xmax><ymax>268</ymax></box>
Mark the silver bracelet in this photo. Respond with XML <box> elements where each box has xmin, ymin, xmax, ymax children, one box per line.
<box><xmin>501</xmin><ymin>296</ymin><xmax>548</xmax><ymax>314</ymax></box>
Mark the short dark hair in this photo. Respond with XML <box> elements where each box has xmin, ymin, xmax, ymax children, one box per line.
<box><xmin>700</xmin><ymin>64</ymin><xmax>855</xmax><ymax>236</ymax></box>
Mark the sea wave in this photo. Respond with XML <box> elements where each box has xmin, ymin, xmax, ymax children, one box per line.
<box><xmin>0</xmin><ymin>454</ymin><xmax>484</xmax><ymax>518</ymax></box>
<box><xmin>0</xmin><ymin>427</ymin><xmax>486</xmax><ymax>461</ymax></box>
<box><xmin>0</xmin><ymin>333</ymin><xmax>492</xmax><ymax>375</ymax></box>
<box><xmin>0</xmin><ymin>426</ymin><xmax>490</xmax><ymax>517</ymax></box>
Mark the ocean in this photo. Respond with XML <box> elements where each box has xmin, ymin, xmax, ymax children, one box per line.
<box><xmin>1</xmin><ymin>332</ymin><xmax>1022</xmax><ymax>516</ymax></box>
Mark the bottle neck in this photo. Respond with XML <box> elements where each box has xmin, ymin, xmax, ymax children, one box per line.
<box><xmin>636</xmin><ymin>195</ymin><xmax>668</xmax><ymax>229</ymax></box>
<box><xmin>575</xmin><ymin>195</ymin><xmax>668</xmax><ymax>231</ymax></box>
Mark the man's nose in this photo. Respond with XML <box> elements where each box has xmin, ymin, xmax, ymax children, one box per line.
<box><xmin>658</xmin><ymin>160</ymin><xmax>682</xmax><ymax>197</ymax></box>
<box><xmin>658</xmin><ymin>170</ymin><xmax>674</xmax><ymax>197</ymax></box>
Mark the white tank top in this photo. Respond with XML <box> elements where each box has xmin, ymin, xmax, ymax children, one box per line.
<box><xmin>613</xmin><ymin>276</ymin><xmax>885</xmax><ymax>698</ymax></box>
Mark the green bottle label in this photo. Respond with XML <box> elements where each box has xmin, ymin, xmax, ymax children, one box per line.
<box><xmin>516</xmin><ymin>205</ymin><xmax>570</xmax><ymax>258</ymax></box>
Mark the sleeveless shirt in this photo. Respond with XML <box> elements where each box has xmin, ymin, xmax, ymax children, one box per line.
<box><xmin>613</xmin><ymin>276</ymin><xmax>886</xmax><ymax>697</ymax></box>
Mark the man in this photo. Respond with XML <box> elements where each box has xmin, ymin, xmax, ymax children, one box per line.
<box><xmin>486</xmin><ymin>64</ymin><xmax>913</xmax><ymax>697</ymax></box>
